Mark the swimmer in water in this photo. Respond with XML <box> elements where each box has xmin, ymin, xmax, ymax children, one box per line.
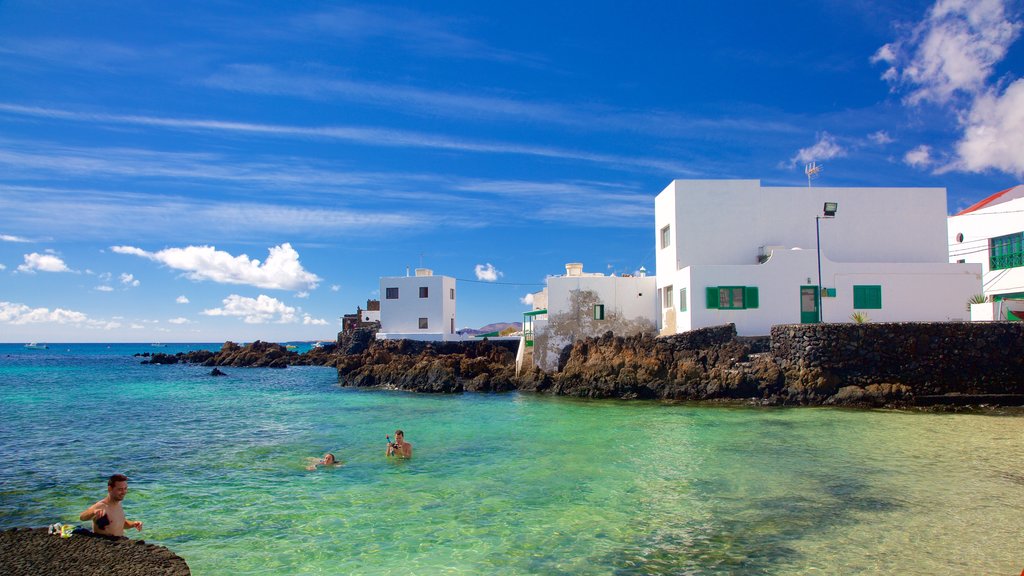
<box><xmin>306</xmin><ymin>452</ymin><xmax>340</xmax><ymax>470</ymax></box>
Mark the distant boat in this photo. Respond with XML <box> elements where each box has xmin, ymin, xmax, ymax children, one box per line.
<box><xmin>311</xmin><ymin>341</ymin><xmax>328</xmax><ymax>349</ymax></box>
<box><xmin>285</xmin><ymin>344</ymin><xmax>298</xmax><ymax>350</ymax></box>
<box><xmin>151</xmin><ymin>343</ymin><xmax>167</xmax><ymax>348</ymax></box>
<box><xmin>24</xmin><ymin>343</ymin><xmax>48</xmax><ymax>350</ymax></box>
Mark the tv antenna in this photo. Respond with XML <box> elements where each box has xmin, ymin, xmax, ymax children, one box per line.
<box><xmin>804</xmin><ymin>162</ymin><xmax>823</xmax><ymax>187</ymax></box>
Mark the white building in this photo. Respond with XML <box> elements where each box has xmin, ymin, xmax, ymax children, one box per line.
<box><xmin>655</xmin><ymin>179</ymin><xmax>982</xmax><ymax>336</ymax></box>
<box><xmin>527</xmin><ymin>263</ymin><xmax>657</xmax><ymax>371</ymax></box>
<box><xmin>378</xmin><ymin>269</ymin><xmax>457</xmax><ymax>341</ymax></box>
<box><xmin>947</xmin><ymin>184</ymin><xmax>1024</xmax><ymax>320</ymax></box>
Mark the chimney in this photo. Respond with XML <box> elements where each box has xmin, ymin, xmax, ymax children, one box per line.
<box><xmin>415</xmin><ymin>268</ymin><xmax>433</xmax><ymax>277</ymax></box>
<box><xmin>565</xmin><ymin>263</ymin><xmax>583</xmax><ymax>277</ymax></box>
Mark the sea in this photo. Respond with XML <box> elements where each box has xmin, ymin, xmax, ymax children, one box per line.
<box><xmin>2</xmin><ymin>343</ymin><xmax>1023</xmax><ymax>575</ymax></box>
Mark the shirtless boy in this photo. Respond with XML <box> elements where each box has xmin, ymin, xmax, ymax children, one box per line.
<box><xmin>80</xmin><ymin>474</ymin><xmax>143</xmax><ymax>537</ymax></box>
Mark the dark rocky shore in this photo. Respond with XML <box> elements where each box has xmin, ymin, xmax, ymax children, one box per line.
<box><xmin>0</xmin><ymin>527</ymin><xmax>189</xmax><ymax>576</ymax></box>
<box><xmin>139</xmin><ymin>323</ymin><xmax>1024</xmax><ymax>408</ymax></box>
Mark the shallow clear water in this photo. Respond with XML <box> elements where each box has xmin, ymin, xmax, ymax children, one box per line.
<box><xmin>2</xmin><ymin>344</ymin><xmax>1023</xmax><ymax>575</ymax></box>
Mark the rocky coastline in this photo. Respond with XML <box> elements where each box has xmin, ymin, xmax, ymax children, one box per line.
<box><xmin>138</xmin><ymin>323</ymin><xmax>1024</xmax><ymax>408</ymax></box>
<box><xmin>0</xmin><ymin>527</ymin><xmax>189</xmax><ymax>576</ymax></box>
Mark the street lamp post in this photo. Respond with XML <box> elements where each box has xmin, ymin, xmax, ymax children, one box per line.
<box><xmin>816</xmin><ymin>202</ymin><xmax>838</xmax><ymax>323</ymax></box>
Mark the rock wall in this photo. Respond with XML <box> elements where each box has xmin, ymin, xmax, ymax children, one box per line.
<box><xmin>770</xmin><ymin>322</ymin><xmax>1024</xmax><ymax>405</ymax></box>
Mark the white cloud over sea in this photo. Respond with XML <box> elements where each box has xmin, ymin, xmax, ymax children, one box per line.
<box><xmin>203</xmin><ymin>294</ymin><xmax>297</xmax><ymax>323</ymax></box>
<box><xmin>17</xmin><ymin>252</ymin><xmax>72</xmax><ymax>273</ymax></box>
<box><xmin>112</xmin><ymin>243</ymin><xmax>321</xmax><ymax>291</ymax></box>
<box><xmin>0</xmin><ymin>301</ymin><xmax>119</xmax><ymax>329</ymax></box>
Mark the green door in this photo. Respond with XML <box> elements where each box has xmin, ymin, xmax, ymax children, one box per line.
<box><xmin>800</xmin><ymin>285</ymin><xmax>819</xmax><ymax>324</ymax></box>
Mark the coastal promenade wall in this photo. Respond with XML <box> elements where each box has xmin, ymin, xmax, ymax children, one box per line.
<box><xmin>770</xmin><ymin>322</ymin><xmax>1024</xmax><ymax>405</ymax></box>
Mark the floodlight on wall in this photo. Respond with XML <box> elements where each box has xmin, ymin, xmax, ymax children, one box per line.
<box><xmin>816</xmin><ymin>201</ymin><xmax>838</xmax><ymax>323</ymax></box>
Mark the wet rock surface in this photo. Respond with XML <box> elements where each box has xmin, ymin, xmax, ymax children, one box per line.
<box><xmin>0</xmin><ymin>527</ymin><xmax>189</xmax><ymax>576</ymax></box>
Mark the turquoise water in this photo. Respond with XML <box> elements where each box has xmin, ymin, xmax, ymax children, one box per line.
<box><xmin>2</xmin><ymin>344</ymin><xmax>1023</xmax><ymax>575</ymax></box>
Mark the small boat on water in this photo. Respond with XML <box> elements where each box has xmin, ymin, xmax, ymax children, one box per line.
<box><xmin>151</xmin><ymin>343</ymin><xmax>167</xmax><ymax>348</ymax></box>
<box><xmin>285</xmin><ymin>344</ymin><xmax>298</xmax><ymax>350</ymax></box>
<box><xmin>24</xmin><ymin>343</ymin><xmax>48</xmax><ymax>350</ymax></box>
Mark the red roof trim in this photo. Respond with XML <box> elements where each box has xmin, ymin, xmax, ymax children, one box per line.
<box><xmin>956</xmin><ymin>186</ymin><xmax>1018</xmax><ymax>215</ymax></box>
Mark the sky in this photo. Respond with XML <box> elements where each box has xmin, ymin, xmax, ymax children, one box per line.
<box><xmin>1</xmin><ymin>0</ymin><xmax>1022</xmax><ymax>343</ymax></box>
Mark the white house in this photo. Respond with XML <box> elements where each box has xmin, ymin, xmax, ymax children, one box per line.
<box><xmin>378</xmin><ymin>268</ymin><xmax>457</xmax><ymax>341</ymax></box>
<box><xmin>947</xmin><ymin>184</ymin><xmax>1024</xmax><ymax>320</ymax></box>
<box><xmin>655</xmin><ymin>179</ymin><xmax>982</xmax><ymax>336</ymax></box>
<box><xmin>527</xmin><ymin>263</ymin><xmax>657</xmax><ymax>371</ymax></box>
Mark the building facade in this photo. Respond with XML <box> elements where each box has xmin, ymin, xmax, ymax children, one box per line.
<box><xmin>378</xmin><ymin>269</ymin><xmax>457</xmax><ymax>341</ymax></box>
<box><xmin>528</xmin><ymin>263</ymin><xmax>657</xmax><ymax>371</ymax></box>
<box><xmin>655</xmin><ymin>179</ymin><xmax>982</xmax><ymax>336</ymax></box>
<box><xmin>947</xmin><ymin>184</ymin><xmax>1024</xmax><ymax>320</ymax></box>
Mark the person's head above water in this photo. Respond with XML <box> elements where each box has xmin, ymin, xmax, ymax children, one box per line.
<box><xmin>323</xmin><ymin>453</ymin><xmax>336</xmax><ymax>465</ymax></box>
<box><xmin>394</xmin><ymin>430</ymin><xmax>404</xmax><ymax>441</ymax></box>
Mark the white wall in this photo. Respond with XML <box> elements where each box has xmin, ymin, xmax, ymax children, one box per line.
<box><xmin>547</xmin><ymin>275</ymin><xmax>657</xmax><ymax>323</ymax></box>
<box><xmin>655</xmin><ymin>180</ymin><xmax>951</xmax><ymax>273</ymax></box>
<box><xmin>664</xmin><ymin>249</ymin><xmax>980</xmax><ymax>336</ymax></box>
<box><xmin>948</xmin><ymin>192</ymin><xmax>1024</xmax><ymax>298</ymax></box>
<box><xmin>378</xmin><ymin>274</ymin><xmax>457</xmax><ymax>340</ymax></box>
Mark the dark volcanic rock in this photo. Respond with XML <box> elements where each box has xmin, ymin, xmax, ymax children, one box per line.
<box><xmin>337</xmin><ymin>338</ymin><xmax>519</xmax><ymax>393</ymax></box>
<box><xmin>209</xmin><ymin>368</ymin><xmax>227</xmax><ymax>377</ymax></box>
<box><xmin>0</xmin><ymin>526</ymin><xmax>190</xmax><ymax>575</ymax></box>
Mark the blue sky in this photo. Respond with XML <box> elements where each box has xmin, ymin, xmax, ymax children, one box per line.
<box><xmin>1</xmin><ymin>0</ymin><xmax>1022</xmax><ymax>343</ymax></box>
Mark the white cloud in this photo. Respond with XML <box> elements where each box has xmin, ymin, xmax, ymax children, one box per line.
<box><xmin>112</xmin><ymin>243</ymin><xmax>320</xmax><ymax>290</ymax></box>
<box><xmin>120</xmin><ymin>272</ymin><xmax>140</xmax><ymax>287</ymax></box>
<box><xmin>0</xmin><ymin>264</ymin><xmax>6</xmax><ymax>271</ymax></box>
<box><xmin>474</xmin><ymin>263</ymin><xmax>502</xmax><ymax>282</ymax></box>
<box><xmin>168</xmin><ymin>317</ymin><xmax>192</xmax><ymax>324</ymax></box>
<box><xmin>790</xmin><ymin>132</ymin><xmax>845</xmax><ymax>166</ymax></box>
<box><xmin>951</xmin><ymin>79</ymin><xmax>1024</xmax><ymax>176</ymax></box>
<box><xmin>202</xmin><ymin>294</ymin><xmax>297</xmax><ymax>324</ymax></box>
<box><xmin>520</xmin><ymin>292</ymin><xmax>535</xmax><ymax>305</ymax></box>
<box><xmin>95</xmin><ymin>285</ymin><xmax>114</xmax><ymax>292</ymax></box>
<box><xmin>0</xmin><ymin>301</ymin><xmax>120</xmax><ymax>329</ymax></box>
<box><xmin>295</xmin><ymin>291</ymin><xmax>310</xmax><ymax>299</ymax></box>
<box><xmin>873</xmin><ymin>0</ymin><xmax>1021</xmax><ymax>106</ymax></box>
<box><xmin>869</xmin><ymin>130</ymin><xmax>894</xmax><ymax>145</ymax></box>
<box><xmin>17</xmin><ymin>252</ymin><xmax>72</xmax><ymax>273</ymax></box>
<box><xmin>1</xmin><ymin>234</ymin><xmax>31</xmax><ymax>243</ymax></box>
<box><xmin>130</xmin><ymin>323</ymin><xmax>144</xmax><ymax>329</ymax></box>
<box><xmin>904</xmin><ymin>145</ymin><xmax>934</xmax><ymax>168</ymax></box>
<box><xmin>330</xmin><ymin>284</ymin><xmax>341</xmax><ymax>292</ymax></box>
<box><xmin>176</xmin><ymin>295</ymin><xmax>190</xmax><ymax>304</ymax></box>
<box><xmin>303</xmin><ymin>314</ymin><xmax>328</xmax><ymax>325</ymax></box>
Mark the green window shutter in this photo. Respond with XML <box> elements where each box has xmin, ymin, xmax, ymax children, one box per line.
<box><xmin>680</xmin><ymin>287</ymin><xmax>687</xmax><ymax>312</ymax></box>
<box><xmin>853</xmin><ymin>285</ymin><xmax>882</xmax><ymax>309</ymax></box>
<box><xmin>744</xmin><ymin>286</ymin><xmax>759</xmax><ymax>309</ymax></box>
<box><xmin>705</xmin><ymin>287</ymin><xmax>719</xmax><ymax>309</ymax></box>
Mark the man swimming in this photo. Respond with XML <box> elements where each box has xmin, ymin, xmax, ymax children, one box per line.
<box><xmin>386</xmin><ymin>430</ymin><xmax>413</xmax><ymax>458</ymax></box>
<box><xmin>79</xmin><ymin>474</ymin><xmax>143</xmax><ymax>537</ymax></box>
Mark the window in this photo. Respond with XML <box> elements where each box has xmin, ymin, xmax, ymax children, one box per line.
<box><xmin>853</xmin><ymin>285</ymin><xmax>882</xmax><ymax>309</ymax></box>
<box><xmin>419</xmin><ymin>286</ymin><xmax>429</xmax><ymax>298</ymax></box>
<box><xmin>663</xmin><ymin>285</ymin><xmax>674</xmax><ymax>308</ymax></box>
<box><xmin>705</xmin><ymin>286</ymin><xmax>759</xmax><ymax>310</ymax></box>
<box><xmin>660</xmin><ymin>225</ymin><xmax>671</xmax><ymax>249</ymax></box>
<box><xmin>991</xmin><ymin>232</ymin><xmax>1024</xmax><ymax>270</ymax></box>
<box><xmin>679</xmin><ymin>287</ymin><xmax>687</xmax><ymax>312</ymax></box>
<box><xmin>450</xmin><ymin>288</ymin><xmax>455</xmax><ymax>300</ymax></box>
<box><xmin>385</xmin><ymin>287</ymin><xmax>399</xmax><ymax>299</ymax></box>
<box><xmin>593</xmin><ymin>304</ymin><xmax>605</xmax><ymax>320</ymax></box>
<box><xmin>418</xmin><ymin>317</ymin><xmax>429</xmax><ymax>329</ymax></box>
